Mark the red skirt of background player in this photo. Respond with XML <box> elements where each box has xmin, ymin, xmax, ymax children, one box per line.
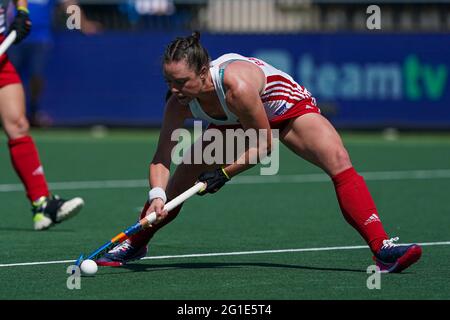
<box><xmin>0</xmin><ymin>34</ymin><xmax>22</xmax><ymax>88</ymax></box>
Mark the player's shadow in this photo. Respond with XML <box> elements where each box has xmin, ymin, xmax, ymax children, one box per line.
<box><xmin>115</xmin><ymin>261</ymin><xmax>367</xmax><ymax>274</ymax></box>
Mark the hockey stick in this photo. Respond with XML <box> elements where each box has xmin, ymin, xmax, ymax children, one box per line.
<box><xmin>0</xmin><ymin>31</ymin><xmax>17</xmax><ymax>56</ymax></box>
<box><xmin>75</xmin><ymin>182</ymin><xmax>206</xmax><ymax>266</ymax></box>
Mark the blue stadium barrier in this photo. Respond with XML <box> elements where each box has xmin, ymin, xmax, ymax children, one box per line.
<box><xmin>38</xmin><ymin>32</ymin><xmax>450</xmax><ymax>129</ymax></box>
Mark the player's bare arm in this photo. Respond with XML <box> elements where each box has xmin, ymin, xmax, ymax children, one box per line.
<box><xmin>147</xmin><ymin>95</ymin><xmax>192</xmax><ymax>220</ymax></box>
<box><xmin>150</xmin><ymin>94</ymin><xmax>192</xmax><ymax>189</ymax></box>
<box><xmin>222</xmin><ymin>61</ymin><xmax>272</xmax><ymax>178</ymax></box>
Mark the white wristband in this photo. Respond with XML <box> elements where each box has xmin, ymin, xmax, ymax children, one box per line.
<box><xmin>149</xmin><ymin>187</ymin><xmax>167</xmax><ymax>203</ymax></box>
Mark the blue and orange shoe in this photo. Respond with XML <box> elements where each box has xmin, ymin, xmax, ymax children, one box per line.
<box><xmin>95</xmin><ymin>240</ymin><xmax>148</xmax><ymax>267</ymax></box>
<box><xmin>373</xmin><ymin>237</ymin><xmax>422</xmax><ymax>273</ymax></box>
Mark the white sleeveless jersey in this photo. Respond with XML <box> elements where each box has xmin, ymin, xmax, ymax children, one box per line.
<box><xmin>189</xmin><ymin>53</ymin><xmax>313</xmax><ymax>126</ymax></box>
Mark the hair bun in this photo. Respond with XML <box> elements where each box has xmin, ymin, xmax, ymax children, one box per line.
<box><xmin>187</xmin><ymin>31</ymin><xmax>201</xmax><ymax>46</ymax></box>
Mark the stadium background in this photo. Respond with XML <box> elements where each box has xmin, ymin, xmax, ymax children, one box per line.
<box><xmin>1</xmin><ymin>0</ymin><xmax>450</xmax><ymax>302</ymax></box>
<box><xmin>34</xmin><ymin>0</ymin><xmax>450</xmax><ymax>129</ymax></box>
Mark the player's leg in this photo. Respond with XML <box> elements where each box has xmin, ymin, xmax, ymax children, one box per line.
<box><xmin>280</xmin><ymin>113</ymin><xmax>421</xmax><ymax>272</ymax></box>
<box><xmin>0</xmin><ymin>82</ymin><xmax>83</xmax><ymax>230</ymax></box>
<box><xmin>139</xmin><ymin>126</ymin><xmax>245</xmax><ymax>244</ymax></box>
<box><xmin>132</xmin><ymin>160</ymin><xmax>221</xmax><ymax>247</ymax></box>
<box><xmin>0</xmin><ymin>83</ymin><xmax>49</xmax><ymax>200</ymax></box>
<box><xmin>96</xmin><ymin>134</ymin><xmax>222</xmax><ymax>266</ymax></box>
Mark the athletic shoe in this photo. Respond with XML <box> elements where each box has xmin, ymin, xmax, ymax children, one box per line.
<box><xmin>32</xmin><ymin>195</ymin><xmax>84</xmax><ymax>230</ymax></box>
<box><xmin>95</xmin><ymin>239</ymin><xmax>148</xmax><ymax>267</ymax></box>
<box><xmin>373</xmin><ymin>237</ymin><xmax>422</xmax><ymax>273</ymax></box>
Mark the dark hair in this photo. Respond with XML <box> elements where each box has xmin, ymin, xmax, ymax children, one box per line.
<box><xmin>163</xmin><ymin>31</ymin><xmax>210</xmax><ymax>74</ymax></box>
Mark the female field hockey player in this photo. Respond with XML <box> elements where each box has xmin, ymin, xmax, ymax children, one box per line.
<box><xmin>0</xmin><ymin>0</ymin><xmax>84</xmax><ymax>230</ymax></box>
<box><xmin>97</xmin><ymin>32</ymin><xmax>421</xmax><ymax>273</ymax></box>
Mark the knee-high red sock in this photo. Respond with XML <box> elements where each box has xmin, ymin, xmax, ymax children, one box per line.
<box><xmin>332</xmin><ymin>167</ymin><xmax>388</xmax><ymax>254</ymax></box>
<box><xmin>9</xmin><ymin>136</ymin><xmax>49</xmax><ymax>202</ymax></box>
<box><xmin>129</xmin><ymin>200</ymin><xmax>184</xmax><ymax>248</ymax></box>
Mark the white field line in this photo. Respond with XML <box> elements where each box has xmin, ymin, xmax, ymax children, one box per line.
<box><xmin>1</xmin><ymin>169</ymin><xmax>450</xmax><ymax>193</ymax></box>
<box><xmin>0</xmin><ymin>241</ymin><xmax>449</xmax><ymax>268</ymax></box>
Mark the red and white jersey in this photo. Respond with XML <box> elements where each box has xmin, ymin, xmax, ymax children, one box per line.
<box><xmin>189</xmin><ymin>53</ymin><xmax>314</xmax><ymax>126</ymax></box>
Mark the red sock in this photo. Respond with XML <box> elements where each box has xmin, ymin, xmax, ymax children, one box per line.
<box><xmin>332</xmin><ymin>167</ymin><xmax>388</xmax><ymax>254</ymax></box>
<box><xmin>9</xmin><ymin>136</ymin><xmax>50</xmax><ymax>202</ymax></box>
<box><xmin>129</xmin><ymin>200</ymin><xmax>184</xmax><ymax>248</ymax></box>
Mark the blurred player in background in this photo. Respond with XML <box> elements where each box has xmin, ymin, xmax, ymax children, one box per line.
<box><xmin>8</xmin><ymin>0</ymin><xmax>101</xmax><ymax>127</ymax></box>
<box><xmin>97</xmin><ymin>32</ymin><xmax>422</xmax><ymax>273</ymax></box>
<box><xmin>0</xmin><ymin>0</ymin><xmax>84</xmax><ymax>230</ymax></box>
